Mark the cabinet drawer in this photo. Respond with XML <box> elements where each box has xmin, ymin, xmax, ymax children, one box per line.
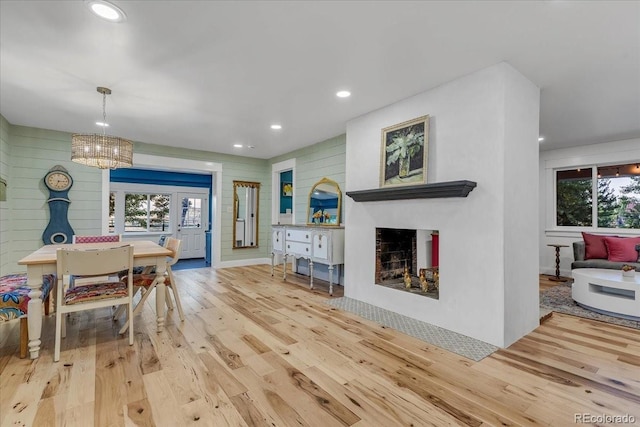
<box><xmin>286</xmin><ymin>229</ymin><xmax>312</xmax><ymax>243</ymax></box>
<box><xmin>286</xmin><ymin>241</ymin><xmax>311</xmax><ymax>257</ymax></box>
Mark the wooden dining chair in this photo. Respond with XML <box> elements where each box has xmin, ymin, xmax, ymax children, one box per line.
<box><xmin>116</xmin><ymin>237</ymin><xmax>184</xmax><ymax>334</ymax></box>
<box><xmin>54</xmin><ymin>245</ymin><xmax>134</xmax><ymax>362</ymax></box>
<box><xmin>67</xmin><ymin>235</ymin><xmax>123</xmax><ymax>286</ymax></box>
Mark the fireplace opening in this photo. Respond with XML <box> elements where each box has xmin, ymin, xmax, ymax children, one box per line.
<box><xmin>375</xmin><ymin>228</ymin><xmax>439</xmax><ymax>299</ymax></box>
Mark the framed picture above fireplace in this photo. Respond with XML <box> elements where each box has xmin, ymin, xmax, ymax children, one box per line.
<box><xmin>380</xmin><ymin>115</ymin><xmax>429</xmax><ymax>188</ymax></box>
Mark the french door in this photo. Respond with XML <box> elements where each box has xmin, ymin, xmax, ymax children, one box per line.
<box><xmin>177</xmin><ymin>192</ymin><xmax>208</xmax><ymax>259</ymax></box>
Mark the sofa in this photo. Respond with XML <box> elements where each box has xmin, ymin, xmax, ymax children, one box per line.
<box><xmin>571</xmin><ymin>232</ymin><xmax>640</xmax><ymax>271</ymax></box>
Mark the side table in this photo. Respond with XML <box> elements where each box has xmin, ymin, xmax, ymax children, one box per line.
<box><xmin>547</xmin><ymin>244</ymin><xmax>570</xmax><ymax>282</ymax></box>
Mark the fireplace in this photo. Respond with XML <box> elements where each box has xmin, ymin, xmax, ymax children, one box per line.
<box><xmin>375</xmin><ymin>227</ymin><xmax>439</xmax><ymax>299</ymax></box>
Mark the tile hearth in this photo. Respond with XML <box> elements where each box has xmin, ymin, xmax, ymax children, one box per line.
<box><xmin>326</xmin><ymin>297</ymin><xmax>498</xmax><ymax>361</ymax></box>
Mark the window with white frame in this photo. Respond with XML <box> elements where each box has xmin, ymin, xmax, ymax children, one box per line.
<box><xmin>109</xmin><ymin>192</ymin><xmax>172</xmax><ymax>233</ymax></box>
<box><xmin>556</xmin><ymin>162</ymin><xmax>640</xmax><ymax>229</ymax></box>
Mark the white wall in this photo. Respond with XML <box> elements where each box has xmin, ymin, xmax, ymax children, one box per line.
<box><xmin>502</xmin><ymin>66</ymin><xmax>541</xmax><ymax>345</ymax></box>
<box><xmin>344</xmin><ymin>62</ymin><xmax>540</xmax><ymax>347</ymax></box>
<box><xmin>539</xmin><ymin>138</ymin><xmax>640</xmax><ymax>276</ymax></box>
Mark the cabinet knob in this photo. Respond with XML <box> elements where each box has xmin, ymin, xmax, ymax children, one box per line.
<box><xmin>287</xmin><ymin>233</ymin><xmax>290</xmax><ymax>237</ymax></box>
<box><xmin>318</xmin><ymin>243</ymin><xmax>322</xmax><ymax>249</ymax></box>
<box><xmin>305</xmin><ymin>248</ymin><xmax>309</xmax><ymax>252</ymax></box>
<box><xmin>287</xmin><ymin>245</ymin><xmax>290</xmax><ymax>249</ymax></box>
<box><xmin>306</xmin><ymin>234</ymin><xmax>309</xmax><ymax>239</ymax></box>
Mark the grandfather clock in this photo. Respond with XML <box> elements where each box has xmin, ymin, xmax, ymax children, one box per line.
<box><xmin>42</xmin><ymin>165</ymin><xmax>75</xmax><ymax>244</ymax></box>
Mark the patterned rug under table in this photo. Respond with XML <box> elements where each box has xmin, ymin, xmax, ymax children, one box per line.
<box><xmin>326</xmin><ymin>297</ymin><xmax>498</xmax><ymax>361</ymax></box>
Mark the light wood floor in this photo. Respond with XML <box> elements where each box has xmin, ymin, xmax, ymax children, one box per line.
<box><xmin>1</xmin><ymin>266</ymin><xmax>639</xmax><ymax>426</ymax></box>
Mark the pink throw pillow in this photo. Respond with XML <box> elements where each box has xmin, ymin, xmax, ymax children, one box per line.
<box><xmin>582</xmin><ymin>232</ymin><xmax>611</xmax><ymax>259</ymax></box>
<box><xmin>604</xmin><ymin>236</ymin><xmax>640</xmax><ymax>262</ymax></box>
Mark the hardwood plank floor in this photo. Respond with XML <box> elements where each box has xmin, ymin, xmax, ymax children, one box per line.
<box><xmin>1</xmin><ymin>267</ymin><xmax>638</xmax><ymax>426</ymax></box>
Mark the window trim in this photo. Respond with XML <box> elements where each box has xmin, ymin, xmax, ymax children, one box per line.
<box><xmin>551</xmin><ymin>162</ymin><xmax>639</xmax><ymax>232</ymax></box>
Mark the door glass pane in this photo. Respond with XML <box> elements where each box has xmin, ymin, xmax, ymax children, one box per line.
<box><xmin>181</xmin><ymin>197</ymin><xmax>202</xmax><ymax>228</ymax></box>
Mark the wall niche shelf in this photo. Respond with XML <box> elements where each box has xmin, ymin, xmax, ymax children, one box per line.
<box><xmin>346</xmin><ymin>180</ymin><xmax>477</xmax><ymax>202</ymax></box>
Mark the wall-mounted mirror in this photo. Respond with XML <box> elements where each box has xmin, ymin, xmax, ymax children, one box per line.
<box><xmin>233</xmin><ymin>181</ymin><xmax>260</xmax><ymax>248</ymax></box>
<box><xmin>307</xmin><ymin>177</ymin><xmax>342</xmax><ymax>226</ymax></box>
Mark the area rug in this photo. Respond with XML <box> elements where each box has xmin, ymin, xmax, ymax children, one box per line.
<box><xmin>326</xmin><ymin>297</ymin><xmax>498</xmax><ymax>361</ymax></box>
<box><xmin>540</xmin><ymin>283</ymin><xmax>640</xmax><ymax>329</ymax></box>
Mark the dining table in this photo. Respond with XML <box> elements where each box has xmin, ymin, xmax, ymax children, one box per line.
<box><xmin>18</xmin><ymin>240</ymin><xmax>173</xmax><ymax>359</ymax></box>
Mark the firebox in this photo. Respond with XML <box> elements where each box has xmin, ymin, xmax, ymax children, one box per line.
<box><xmin>375</xmin><ymin>227</ymin><xmax>439</xmax><ymax>299</ymax></box>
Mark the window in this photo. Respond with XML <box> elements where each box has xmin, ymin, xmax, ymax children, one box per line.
<box><xmin>556</xmin><ymin>168</ymin><xmax>593</xmax><ymax>226</ymax></box>
<box><xmin>556</xmin><ymin>163</ymin><xmax>640</xmax><ymax>229</ymax></box>
<box><xmin>111</xmin><ymin>193</ymin><xmax>172</xmax><ymax>233</ymax></box>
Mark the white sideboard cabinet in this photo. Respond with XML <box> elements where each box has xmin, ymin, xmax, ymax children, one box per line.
<box><xmin>271</xmin><ymin>224</ymin><xmax>344</xmax><ymax>295</ymax></box>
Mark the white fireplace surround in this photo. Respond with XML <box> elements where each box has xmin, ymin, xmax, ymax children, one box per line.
<box><xmin>344</xmin><ymin>62</ymin><xmax>540</xmax><ymax>348</ymax></box>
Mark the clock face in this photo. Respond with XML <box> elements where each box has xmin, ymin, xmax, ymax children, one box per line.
<box><xmin>45</xmin><ymin>171</ymin><xmax>72</xmax><ymax>191</ymax></box>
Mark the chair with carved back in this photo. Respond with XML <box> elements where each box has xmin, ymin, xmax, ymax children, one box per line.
<box><xmin>116</xmin><ymin>237</ymin><xmax>184</xmax><ymax>334</ymax></box>
<box><xmin>54</xmin><ymin>245</ymin><xmax>134</xmax><ymax>362</ymax></box>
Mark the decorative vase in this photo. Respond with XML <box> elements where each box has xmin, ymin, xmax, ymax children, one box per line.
<box><xmin>398</xmin><ymin>153</ymin><xmax>410</xmax><ymax>178</ymax></box>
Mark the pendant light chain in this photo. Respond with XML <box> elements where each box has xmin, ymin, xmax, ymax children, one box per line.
<box><xmin>102</xmin><ymin>90</ymin><xmax>107</xmax><ymax>137</ymax></box>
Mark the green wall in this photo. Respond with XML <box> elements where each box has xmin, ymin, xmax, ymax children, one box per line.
<box><xmin>0</xmin><ymin>116</ymin><xmax>12</xmax><ymax>274</ymax></box>
<box><xmin>270</xmin><ymin>134</ymin><xmax>346</xmax><ymax>224</ymax></box>
<box><xmin>0</xmin><ymin>116</ymin><xmax>347</xmax><ymax>276</ymax></box>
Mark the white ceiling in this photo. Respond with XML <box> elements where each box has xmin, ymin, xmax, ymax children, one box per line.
<box><xmin>1</xmin><ymin>1</ymin><xmax>639</xmax><ymax>159</ymax></box>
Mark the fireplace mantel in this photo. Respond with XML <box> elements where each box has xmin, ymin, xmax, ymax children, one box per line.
<box><xmin>345</xmin><ymin>180</ymin><xmax>477</xmax><ymax>202</ymax></box>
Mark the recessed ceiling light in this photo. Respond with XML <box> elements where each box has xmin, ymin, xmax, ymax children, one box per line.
<box><xmin>336</xmin><ymin>90</ymin><xmax>351</xmax><ymax>98</ymax></box>
<box><xmin>538</xmin><ymin>136</ymin><xmax>545</xmax><ymax>142</ymax></box>
<box><xmin>270</xmin><ymin>124</ymin><xmax>282</xmax><ymax>130</ymax></box>
<box><xmin>247</xmin><ymin>145</ymin><xmax>255</xmax><ymax>149</ymax></box>
<box><xmin>95</xmin><ymin>121</ymin><xmax>109</xmax><ymax>127</ymax></box>
<box><xmin>85</xmin><ymin>0</ymin><xmax>127</xmax><ymax>23</ymax></box>
<box><xmin>233</xmin><ymin>144</ymin><xmax>243</xmax><ymax>148</ymax></box>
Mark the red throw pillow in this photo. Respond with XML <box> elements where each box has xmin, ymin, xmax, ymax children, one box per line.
<box><xmin>604</xmin><ymin>236</ymin><xmax>640</xmax><ymax>262</ymax></box>
<box><xmin>582</xmin><ymin>232</ymin><xmax>611</xmax><ymax>259</ymax></box>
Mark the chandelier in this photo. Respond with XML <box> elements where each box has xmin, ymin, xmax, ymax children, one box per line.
<box><xmin>71</xmin><ymin>87</ymin><xmax>133</xmax><ymax>169</ymax></box>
